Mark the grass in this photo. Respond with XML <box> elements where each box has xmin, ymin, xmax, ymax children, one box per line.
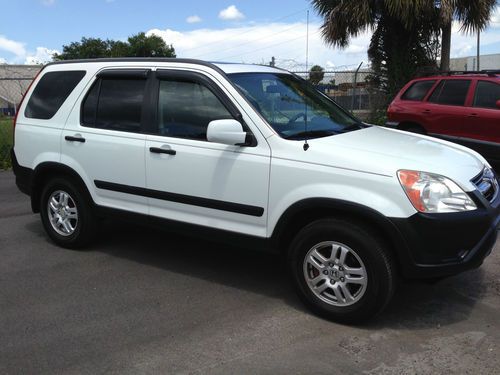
<box><xmin>0</xmin><ymin>117</ymin><xmax>14</xmax><ymax>170</ymax></box>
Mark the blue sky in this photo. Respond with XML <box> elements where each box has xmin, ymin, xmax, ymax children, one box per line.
<box><xmin>1</xmin><ymin>0</ymin><xmax>499</xmax><ymax>70</ymax></box>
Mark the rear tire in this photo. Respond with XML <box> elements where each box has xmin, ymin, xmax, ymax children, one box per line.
<box><xmin>288</xmin><ymin>218</ymin><xmax>395</xmax><ymax>324</ymax></box>
<box><xmin>40</xmin><ymin>177</ymin><xmax>96</xmax><ymax>249</ymax></box>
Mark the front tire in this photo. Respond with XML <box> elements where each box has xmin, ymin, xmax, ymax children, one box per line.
<box><xmin>288</xmin><ymin>219</ymin><xmax>395</xmax><ymax>324</ymax></box>
<box><xmin>40</xmin><ymin>177</ymin><xmax>96</xmax><ymax>249</ymax></box>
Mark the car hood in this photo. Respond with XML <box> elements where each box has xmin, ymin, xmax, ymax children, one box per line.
<box><xmin>279</xmin><ymin>126</ymin><xmax>485</xmax><ymax>190</ymax></box>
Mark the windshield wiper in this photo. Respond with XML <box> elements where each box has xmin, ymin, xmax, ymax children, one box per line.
<box><xmin>284</xmin><ymin>130</ymin><xmax>337</xmax><ymax>140</ymax></box>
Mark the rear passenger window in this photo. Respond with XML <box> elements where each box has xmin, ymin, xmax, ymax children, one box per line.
<box><xmin>157</xmin><ymin>79</ymin><xmax>233</xmax><ymax>141</ymax></box>
<box><xmin>428</xmin><ymin>80</ymin><xmax>470</xmax><ymax>106</ymax></box>
<box><xmin>401</xmin><ymin>80</ymin><xmax>436</xmax><ymax>101</ymax></box>
<box><xmin>473</xmin><ymin>81</ymin><xmax>500</xmax><ymax>109</ymax></box>
<box><xmin>82</xmin><ymin>77</ymin><xmax>146</xmax><ymax>132</ymax></box>
<box><xmin>25</xmin><ymin>71</ymin><xmax>86</xmax><ymax>119</ymax></box>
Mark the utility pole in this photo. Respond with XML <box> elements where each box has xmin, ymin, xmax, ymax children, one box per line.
<box><xmin>477</xmin><ymin>31</ymin><xmax>480</xmax><ymax>71</ymax></box>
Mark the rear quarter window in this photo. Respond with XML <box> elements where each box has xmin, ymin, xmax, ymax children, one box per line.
<box><xmin>25</xmin><ymin>70</ymin><xmax>86</xmax><ymax>120</ymax></box>
<box><xmin>401</xmin><ymin>80</ymin><xmax>436</xmax><ymax>101</ymax></box>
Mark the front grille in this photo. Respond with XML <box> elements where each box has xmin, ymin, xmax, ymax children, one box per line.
<box><xmin>471</xmin><ymin>167</ymin><xmax>498</xmax><ymax>203</ymax></box>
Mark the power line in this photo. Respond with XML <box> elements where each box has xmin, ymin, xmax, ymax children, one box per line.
<box><xmin>190</xmin><ymin>22</ymin><xmax>307</xmax><ymax>59</ymax></box>
<box><xmin>180</xmin><ymin>7</ymin><xmax>310</xmax><ymax>55</ymax></box>
<box><xmin>219</xmin><ymin>29</ymin><xmax>321</xmax><ymax>61</ymax></box>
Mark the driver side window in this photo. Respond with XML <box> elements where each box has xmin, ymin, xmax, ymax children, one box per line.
<box><xmin>157</xmin><ymin>79</ymin><xmax>233</xmax><ymax>141</ymax></box>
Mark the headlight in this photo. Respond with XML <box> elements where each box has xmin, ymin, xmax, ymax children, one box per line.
<box><xmin>397</xmin><ymin>170</ymin><xmax>477</xmax><ymax>213</ymax></box>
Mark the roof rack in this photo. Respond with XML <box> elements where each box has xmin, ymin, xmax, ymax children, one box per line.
<box><xmin>444</xmin><ymin>70</ymin><xmax>500</xmax><ymax>77</ymax></box>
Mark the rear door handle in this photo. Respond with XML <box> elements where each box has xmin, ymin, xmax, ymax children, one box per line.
<box><xmin>65</xmin><ymin>135</ymin><xmax>86</xmax><ymax>143</ymax></box>
<box><xmin>468</xmin><ymin>113</ymin><xmax>479</xmax><ymax>117</ymax></box>
<box><xmin>149</xmin><ymin>147</ymin><xmax>176</xmax><ymax>155</ymax></box>
<box><xmin>422</xmin><ymin>109</ymin><xmax>431</xmax><ymax>114</ymax></box>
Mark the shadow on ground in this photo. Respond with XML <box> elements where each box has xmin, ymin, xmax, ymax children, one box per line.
<box><xmin>26</xmin><ymin>218</ymin><xmax>485</xmax><ymax>330</ymax></box>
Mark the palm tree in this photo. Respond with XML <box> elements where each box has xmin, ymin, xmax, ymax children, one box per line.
<box><xmin>312</xmin><ymin>0</ymin><xmax>497</xmax><ymax>71</ymax></box>
<box><xmin>437</xmin><ymin>0</ymin><xmax>496</xmax><ymax>71</ymax></box>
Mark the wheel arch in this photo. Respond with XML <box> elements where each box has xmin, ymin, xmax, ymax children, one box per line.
<box><xmin>271</xmin><ymin>198</ymin><xmax>412</xmax><ymax>274</ymax></box>
<box><xmin>31</xmin><ymin>162</ymin><xmax>94</xmax><ymax>213</ymax></box>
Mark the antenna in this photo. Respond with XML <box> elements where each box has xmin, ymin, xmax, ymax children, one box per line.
<box><xmin>306</xmin><ymin>10</ymin><xmax>310</xmax><ymax>73</ymax></box>
<box><xmin>304</xmin><ymin>9</ymin><xmax>310</xmax><ymax>151</ymax></box>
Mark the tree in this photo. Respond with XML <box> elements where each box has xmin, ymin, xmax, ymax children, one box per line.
<box><xmin>308</xmin><ymin>65</ymin><xmax>325</xmax><ymax>85</ymax></box>
<box><xmin>127</xmin><ymin>32</ymin><xmax>175</xmax><ymax>57</ymax></box>
<box><xmin>312</xmin><ymin>1</ymin><xmax>496</xmax><ymax>75</ymax></box>
<box><xmin>312</xmin><ymin>1</ymin><xmax>440</xmax><ymax>99</ymax></box>
<box><xmin>54</xmin><ymin>32</ymin><xmax>176</xmax><ymax>60</ymax></box>
<box><xmin>437</xmin><ymin>0</ymin><xmax>496</xmax><ymax>71</ymax></box>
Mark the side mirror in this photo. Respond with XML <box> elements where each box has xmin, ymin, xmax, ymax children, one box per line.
<box><xmin>207</xmin><ymin>119</ymin><xmax>254</xmax><ymax>146</ymax></box>
<box><xmin>496</xmin><ymin>99</ymin><xmax>500</xmax><ymax>109</ymax></box>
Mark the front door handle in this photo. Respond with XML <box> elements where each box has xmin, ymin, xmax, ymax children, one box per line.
<box><xmin>149</xmin><ymin>147</ymin><xmax>176</xmax><ymax>155</ymax></box>
<box><xmin>65</xmin><ymin>135</ymin><xmax>86</xmax><ymax>143</ymax></box>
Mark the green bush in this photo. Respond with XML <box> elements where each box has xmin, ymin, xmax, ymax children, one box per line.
<box><xmin>0</xmin><ymin>117</ymin><xmax>13</xmax><ymax>170</ymax></box>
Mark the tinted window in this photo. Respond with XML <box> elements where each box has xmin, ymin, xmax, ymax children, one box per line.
<box><xmin>82</xmin><ymin>78</ymin><xmax>146</xmax><ymax>132</ymax></box>
<box><xmin>401</xmin><ymin>80</ymin><xmax>436</xmax><ymax>101</ymax></box>
<box><xmin>25</xmin><ymin>71</ymin><xmax>86</xmax><ymax>119</ymax></box>
<box><xmin>428</xmin><ymin>79</ymin><xmax>470</xmax><ymax>106</ymax></box>
<box><xmin>473</xmin><ymin>81</ymin><xmax>500</xmax><ymax>109</ymax></box>
<box><xmin>157</xmin><ymin>80</ymin><xmax>233</xmax><ymax>140</ymax></box>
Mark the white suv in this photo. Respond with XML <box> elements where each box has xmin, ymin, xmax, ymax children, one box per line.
<box><xmin>11</xmin><ymin>58</ymin><xmax>499</xmax><ymax>323</ymax></box>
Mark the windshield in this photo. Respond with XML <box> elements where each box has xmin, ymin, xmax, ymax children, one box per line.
<box><xmin>228</xmin><ymin>72</ymin><xmax>365</xmax><ymax>140</ymax></box>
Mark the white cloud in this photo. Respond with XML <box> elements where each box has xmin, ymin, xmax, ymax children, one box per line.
<box><xmin>219</xmin><ymin>5</ymin><xmax>245</xmax><ymax>21</ymax></box>
<box><xmin>186</xmin><ymin>15</ymin><xmax>202</xmax><ymax>24</ymax></box>
<box><xmin>0</xmin><ymin>35</ymin><xmax>27</xmax><ymax>58</ymax></box>
<box><xmin>25</xmin><ymin>47</ymin><xmax>59</xmax><ymax>65</ymax></box>
<box><xmin>450</xmin><ymin>19</ymin><xmax>500</xmax><ymax>58</ymax></box>
<box><xmin>147</xmin><ymin>23</ymin><xmax>370</xmax><ymax>71</ymax></box>
<box><xmin>491</xmin><ymin>5</ymin><xmax>500</xmax><ymax>27</ymax></box>
<box><xmin>0</xmin><ymin>35</ymin><xmax>59</xmax><ymax>64</ymax></box>
<box><xmin>41</xmin><ymin>0</ymin><xmax>55</xmax><ymax>6</ymax></box>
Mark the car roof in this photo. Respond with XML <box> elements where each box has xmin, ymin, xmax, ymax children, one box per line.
<box><xmin>45</xmin><ymin>58</ymin><xmax>289</xmax><ymax>75</ymax></box>
<box><xmin>412</xmin><ymin>73</ymin><xmax>500</xmax><ymax>81</ymax></box>
<box><xmin>212</xmin><ymin>62</ymin><xmax>287</xmax><ymax>74</ymax></box>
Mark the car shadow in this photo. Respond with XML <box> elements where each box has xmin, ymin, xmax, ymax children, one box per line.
<box><xmin>25</xmin><ymin>219</ymin><xmax>485</xmax><ymax>329</ymax></box>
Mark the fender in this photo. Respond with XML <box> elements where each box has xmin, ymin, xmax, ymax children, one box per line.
<box><xmin>271</xmin><ymin>197</ymin><xmax>414</xmax><ymax>272</ymax></box>
<box><xmin>30</xmin><ymin>161</ymin><xmax>93</xmax><ymax>213</ymax></box>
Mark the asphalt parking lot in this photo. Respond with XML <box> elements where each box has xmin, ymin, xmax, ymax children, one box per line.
<box><xmin>1</xmin><ymin>170</ymin><xmax>499</xmax><ymax>374</ymax></box>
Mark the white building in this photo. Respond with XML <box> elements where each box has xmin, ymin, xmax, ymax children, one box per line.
<box><xmin>450</xmin><ymin>53</ymin><xmax>500</xmax><ymax>71</ymax></box>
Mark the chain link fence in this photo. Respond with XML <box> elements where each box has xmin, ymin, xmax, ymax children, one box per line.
<box><xmin>291</xmin><ymin>70</ymin><xmax>387</xmax><ymax>122</ymax></box>
<box><xmin>0</xmin><ymin>65</ymin><xmax>39</xmax><ymax>169</ymax></box>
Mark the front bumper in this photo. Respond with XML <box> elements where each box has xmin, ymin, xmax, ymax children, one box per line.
<box><xmin>389</xmin><ymin>189</ymin><xmax>499</xmax><ymax>279</ymax></box>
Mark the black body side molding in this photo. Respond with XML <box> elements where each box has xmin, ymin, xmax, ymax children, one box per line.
<box><xmin>94</xmin><ymin>180</ymin><xmax>264</xmax><ymax>217</ymax></box>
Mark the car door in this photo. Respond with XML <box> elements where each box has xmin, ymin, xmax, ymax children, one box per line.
<box><xmin>61</xmin><ymin>69</ymin><xmax>150</xmax><ymax>214</ymax></box>
<box><xmin>460</xmin><ymin>79</ymin><xmax>500</xmax><ymax>170</ymax></box>
<box><xmin>465</xmin><ymin>80</ymin><xmax>500</xmax><ymax>143</ymax></box>
<box><xmin>424</xmin><ymin>79</ymin><xmax>472</xmax><ymax>139</ymax></box>
<box><xmin>144</xmin><ymin>69</ymin><xmax>271</xmax><ymax>237</ymax></box>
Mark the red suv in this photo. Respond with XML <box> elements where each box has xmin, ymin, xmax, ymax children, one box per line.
<box><xmin>386</xmin><ymin>71</ymin><xmax>500</xmax><ymax>170</ymax></box>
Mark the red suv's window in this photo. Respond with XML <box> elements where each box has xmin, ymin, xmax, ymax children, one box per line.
<box><xmin>401</xmin><ymin>80</ymin><xmax>436</xmax><ymax>101</ymax></box>
<box><xmin>473</xmin><ymin>81</ymin><xmax>500</xmax><ymax>109</ymax></box>
<box><xmin>428</xmin><ymin>79</ymin><xmax>471</xmax><ymax>106</ymax></box>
